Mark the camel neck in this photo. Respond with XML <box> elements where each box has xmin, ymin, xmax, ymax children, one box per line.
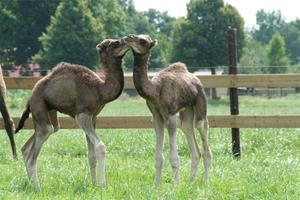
<box><xmin>101</xmin><ymin>58</ymin><xmax>124</xmax><ymax>102</ymax></box>
<box><xmin>133</xmin><ymin>52</ymin><xmax>155</xmax><ymax>100</ymax></box>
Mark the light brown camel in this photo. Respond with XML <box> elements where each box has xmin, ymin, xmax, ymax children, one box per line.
<box><xmin>124</xmin><ymin>34</ymin><xmax>212</xmax><ymax>185</ymax></box>
<box><xmin>0</xmin><ymin>67</ymin><xmax>16</xmax><ymax>158</ymax></box>
<box><xmin>15</xmin><ymin>38</ymin><xmax>130</xmax><ymax>189</ymax></box>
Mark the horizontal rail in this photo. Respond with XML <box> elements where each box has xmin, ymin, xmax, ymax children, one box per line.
<box><xmin>2</xmin><ymin>115</ymin><xmax>300</xmax><ymax>129</ymax></box>
<box><xmin>4</xmin><ymin>74</ymin><xmax>300</xmax><ymax>89</ymax></box>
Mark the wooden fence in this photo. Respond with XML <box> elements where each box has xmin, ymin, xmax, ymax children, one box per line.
<box><xmin>2</xmin><ymin>74</ymin><xmax>300</xmax><ymax>129</ymax></box>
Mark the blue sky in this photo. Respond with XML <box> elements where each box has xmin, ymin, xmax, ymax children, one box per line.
<box><xmin>133</xmin><ymin>0</ymin><xmax>300</xmax><ymax>28</ymax></box>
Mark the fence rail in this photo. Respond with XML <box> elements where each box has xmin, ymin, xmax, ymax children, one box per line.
<box><xmin>0</xmin><ymin>115</ymin><xmax>299</xmax><ymax>130</ymax></box>
<box><xmin>4</xmin><ymin>74</ymin><xmax>300</xmax><ymax>89</ymax></box>
<box><xmin>2</xmin><ymin>75</ymin><xmax>300</xmax><ymax>130</ymax></box>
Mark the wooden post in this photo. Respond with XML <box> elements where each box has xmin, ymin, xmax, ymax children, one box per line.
<box><xmin>228</xmin><ymin>28</ymin><xmax>241</xmax><ymax>157</ymax></box>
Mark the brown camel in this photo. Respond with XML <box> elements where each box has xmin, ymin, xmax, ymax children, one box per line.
<box><xmin>0</xmin><ymin>67</ymin><xmax>16</xmax><ymax>158</ymax></box>
<box><xmin>124</xmin><ymin>34</ymin><xmax>212</xmax><ymax>185</ymax></box>
<box><xmin>15</xmin><ymin>38</ymin><xmax>129</xmax><ymax>189</ymax></box>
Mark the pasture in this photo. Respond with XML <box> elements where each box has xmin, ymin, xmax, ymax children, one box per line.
<box><xmin>0</xmin><ymin>90</ymin><xmax>299</xmax><ymax>199</ymax></box>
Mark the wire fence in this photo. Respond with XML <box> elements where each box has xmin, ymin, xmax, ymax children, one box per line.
<box><xmin>2</xmin><ymin>64</ymin><xmax>300</xmax><ymax>77</ymax></box>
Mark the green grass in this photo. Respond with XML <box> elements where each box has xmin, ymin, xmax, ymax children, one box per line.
<box><xmin>0</xmin><ymin>93</ymin><xmax>299</xmax><ymax>199</ymax></box>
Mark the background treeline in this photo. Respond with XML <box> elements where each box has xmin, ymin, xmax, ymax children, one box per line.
<box><xmin>1</xmin><ymin>0</ymin><xmax>300</xmax><ymax>75</ymax></box>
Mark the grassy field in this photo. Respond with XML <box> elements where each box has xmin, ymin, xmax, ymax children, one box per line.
<box><xmin>0</xmin><ymin>91</ymin><xmax>299</xmax><ymax>199</ymax></box>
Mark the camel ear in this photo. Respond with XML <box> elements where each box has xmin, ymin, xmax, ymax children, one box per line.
<box><xmin>150</xmin><ymin>40</ymin><xmax>158</xmax><ymax>49</ymax></box>
<box><xmin>96</xmin><ymin>44</ymin><xmax>102</xmax><ymax>52</ymax></box>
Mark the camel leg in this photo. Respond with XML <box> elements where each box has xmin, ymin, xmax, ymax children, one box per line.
<box><xmin>166</xmin><ymin>115</ymin><xmax>179</xmax><ymax>184</ymax></box>
<box><xmin>152</xmin><ymin>115</ymin><xmax>164</xmax><ymax>186</ymax></box>
<box><xmin>85</xmin><ymin>117</ymin><xmax>97</xmax><ymax>185</ymax></box>
<box><xmin>21</xmin><ymin>119</ymin><xmax>53</xmax><ymax>189</ymax></box>
<box><xmin>85</xmin><ymin>134</ymin><xmax>97</xmax><ymax>185</ymax></box>
<box><xmin>76</xmin><ymin>113</ymin><xmax>106</xmax><ymax>188</ymax></box>
<box><xmin>196</xmin><ymin>118</ymin><xmax>212</xmax><ymax>182</ymax></box>
<box><xmin>48</xmin><ymin>110</ymin><xmax>60</xmax><ymax>132</ymax></box>
<box><xmin>180</xmin><ymin>107</ymin><xmax>201</xmax><ymax>182</ymax></box>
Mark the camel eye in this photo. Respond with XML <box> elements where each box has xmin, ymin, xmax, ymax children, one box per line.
<box><xmin>112</xmin><ymin>40</ymin><xmax>121</xmax><ymax>47</ymax></box>
<box><xmin>139</xmin><ymin>38</ymin><xmax>147</xmax><ymax>46</ymax></box>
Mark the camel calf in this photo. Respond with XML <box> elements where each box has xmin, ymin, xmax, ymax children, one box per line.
<box><xmin>124</xmin><ymin>34</ymin><xmax>212</xmax><ymax>186</ymax></box>
<box><xmin>16</xmin><ymin>38</ymin><xmax>129</xmax><ymax>189</ymax></box>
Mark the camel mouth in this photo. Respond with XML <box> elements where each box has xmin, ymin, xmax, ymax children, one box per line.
<box><xmin>124</xmin><ymin>34</ymin><xmax>138</xmax><ymax>43</ymax></box>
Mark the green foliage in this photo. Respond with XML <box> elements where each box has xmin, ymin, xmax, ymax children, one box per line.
<box><xmin>88</xmin><ymin>0</ymin><xmax>127</xmax><ymax>38</ymax></box>
<box><xmin>171</xmin><ymin>0</ymin><xmax>245</xmax><ymax>71</ymax></box>
<box><xmin>118</xmin><ymin>1</ymin><xmax>175</xmax><ymax>70</ymax></box>
<box><xmin>280</xmin><ymin>19</ymin><xmax>300</xmax><ymax>64</ymax></box>
<box><xmin>33</xmin><ymin>0</ymin><xmax>104</xmax><ymax>72</ymax></box>
<box><xmin>266</xmin><ymin>32</ymin><xmax>289</xmax><ymax>73</ymax></box>
<box><xmin>143</xmin><ymin>9</ymin><xmax>176</xmax><ymax>36</ymax></box>
<box><xmin>250</xmin><ymin>10</ymin><xmax>300</xmax><ymax>67</ymax></box>
<box><xmin>251</xmin><ymin>10</ymin><xmax>284</xmax><ymax>44</ymax></box>
<box><xmin>239</xmin><ymin>38</ymin><xmax>267</xmax><ymax>74</ymax></box>
<box><xmin>0</xmin><ymin>0</ymin><xmax>17</xmax><ymax>65</ymax></box>
<box><xmin>0</xmin><ymin>0</ymin><xmax>59</xmax><ymax>67</ymax></box>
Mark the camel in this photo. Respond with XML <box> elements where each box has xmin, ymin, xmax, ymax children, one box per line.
<box><xmin>0</xmin><ymin>67</ymin><xmax>16</xmax><ymax>158</ymax></box>
<box><xmin>124</xmin><ymin>34</ymin><xmax>212</xmax><ymax>185</ymax></box>
<box><xmin>15</xmin><ymin>38</ymin><xmax>130</xmax><ymax>189</ymax></box>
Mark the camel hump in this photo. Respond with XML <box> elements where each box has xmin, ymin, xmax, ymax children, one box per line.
<box><xmin>164</xmin><ymin>62</ymin><xmax>188</xmax><ymax>73</ymax></box>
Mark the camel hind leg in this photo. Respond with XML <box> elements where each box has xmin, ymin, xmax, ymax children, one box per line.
<box><xmin>166</xmin><ymin>115</ymin><xmax>179</xmax><ymax>184</ymax></box>
<box><xmin>195</xmin><ymin>118</ymin><xmax>211</xmax><ymax>182</ymax></box>
<box><xmin>193</xmin><ymin>90</ymin><xmax>211</xmax><ymax>182</ymax></box>
<box><xmin>21</xmin><ymin>110</ymin><xmax>54</xmax><ymax>189</ymax></box>
<box><xmin>179</xmin><ymin>107</ymin><xmax>201</xmax><ymax>182</ymax></box>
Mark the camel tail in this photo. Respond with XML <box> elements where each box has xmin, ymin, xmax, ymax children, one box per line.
<box><xmin>0</xmin><ymin>93</ymin><xmax>17</xmax><ymax>158</ymax></box>
<box><xmin>16</xmin><ymin>102</ymin><xmax>31</xmax><ymax>133</ymax></box>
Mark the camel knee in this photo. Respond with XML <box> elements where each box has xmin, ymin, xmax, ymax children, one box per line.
<box><xmin>155</xmin><ymin>154</ymin><xmax>163</xmax><ymax>169</ymax></box>
<box><xmin>195</xmin><ymin>119</ymin><xmax>209</xmax><ymax>129</ymax></box>
<box><xmin>204</xmin><ymin>149</ymin><xmax>212</xmax><ymax>166</ymax></box>
<box><xmin>88</xmin><ymin>152</ymin><xmax>97</xmax><ymax>168</ymax></box>
<box><xmin>94</xmin><ymin>142</ymin><xmax>106</xmax><ymax>158</ymax></box>
<box><xmin>191</xmin><ymin>153</ymin><xmax>200</xmax><ymax>168</ymax></box>
<box><xmin>44</xmin><ymin>125</ymin><xmax>55</xmax><ymax>134</ymax></box>
<box><xmin>169</xmin><ymin>154</ymin><xmax>179</xmax><ymax>169</ymax></box>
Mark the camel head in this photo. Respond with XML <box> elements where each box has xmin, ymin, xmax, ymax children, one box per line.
<box><xmin>96</xmin><ymin>38</ymin><xmax>130</xmax><ymax>60</ymax></box>
<box><xmin>124</xmin><ymin>34</ymin><xmax>158</xmax><ymax>55</ymax></box>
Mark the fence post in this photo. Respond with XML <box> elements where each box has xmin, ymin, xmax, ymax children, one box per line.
<box><xmin>228</xmin><ymin>28</ymin><xmax>241</xmax><ymax>157</ymax></box>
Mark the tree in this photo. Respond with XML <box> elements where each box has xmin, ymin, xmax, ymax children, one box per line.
<box><xmin>87</xmin><ymin>0</ymin><xmax>127</xmax><ymax>38</ymax></box>
<box><xmin>0</xmin><ymin>0</ymin><xmax>60</xmax><ymax>68</ymax></box>
<box><xmin>143</xmin><ymin>9</ymin><xmax>176</xmax><ymax>36</ymax></box>
<box><xmin>0</xmin><ymin>1</ymin><xmax>17</xmax><ymax>67</ymax></box>
<box><xmin>251</xmin><ymin>9</ymin><xmax>284</xmax><ymax>44</ymax></box>
<box><xmin>118</xmin><ymin>1</ymin><xmax>174</xmax><ymax>70</ymax></box>
<box><xmin>33</xmin><ymin>0</ymin><xmax>104</xmax><ymax>74</ymax></box>
<box><xmin>266</xmin><ymin>32</ymin><xmax>289</xmax><ymax>73</ymax></box>
<box><xmin>280</xmin><ymin>20</ymin><xmax>300</xmax><ymax>64</ymax></box>
<box><xmin>171</xmin><ymin>0</ymin><xmax>245</xmax><ymax>72</ymax></box>
<box><xmin>239</xmin><ymin>37</ymin><xmax>267</xmax><ymax>74</ymax></box>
